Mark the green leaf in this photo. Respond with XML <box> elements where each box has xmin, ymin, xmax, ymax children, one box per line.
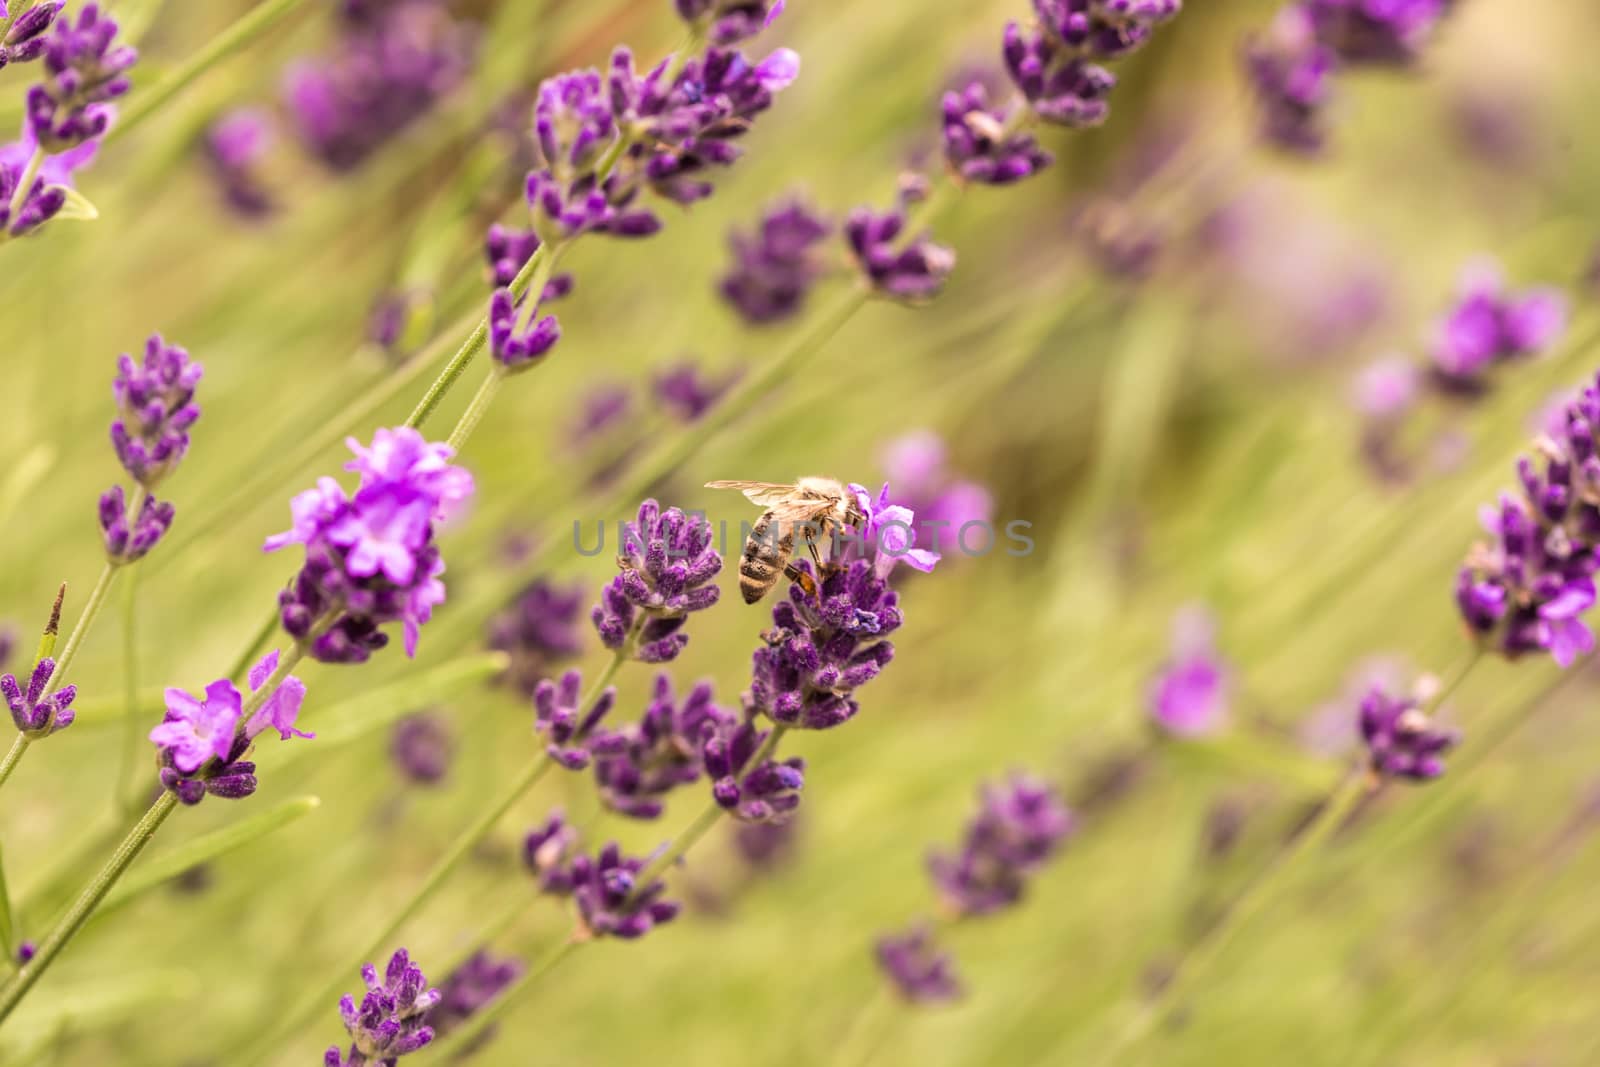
<box><xmin>47</xmin><ymin>185</ymin><xmax>98</xmax><ymax>222</ymax></box>
<box><xmin>95</xmin><ymin>796</ymin><xmax>320</xmax><ymax>920</ymax></box>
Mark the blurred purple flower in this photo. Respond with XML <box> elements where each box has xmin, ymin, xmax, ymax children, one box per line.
<box><xmin>1244</xmin><ymin>6</ymin><xmax>1336</xmax><ymax>155</ymax></box>
<box><xmin>927</xmin><ymin>775</ymin><xmax>1075</xmax><ymax>917</ymax></box>
<box><xmin>1147</xmin><ymin>606</ymin><xmax>1228</xmax><ymax>738</ymax></box>
<box><xmin>203</xmin><ymin>108</ymin><xmax>275</xmax><ymax>218</ymax></box>
<box><xmin>423</xmin><ymin>951</ymin><xmax>523</xmax><ymax>1047</ymax></box>
<box><xmin>676</xmin><ymin>0</ymin><xmax>786</xmax><ymax>45</ymax></box>
<box><xmin>845</xmin><ymin>200</ymin><xmax>955</xmax><ymax>303</ymax></box>
<box><xmin>99</xmin><ymin>486</ymin><xmax>175</xmax><ymax>565</ymax></box>
<box><xmin>0</xmin><ymin>127</ymin><xmax>95</xmax><ymax>236</ymax></box>
<box><xmin>523</xmin><ymin>810</ymin><xmax>581</xmax><ymax>894</ymax></box>
<box><xmin>1430</xmin><ymin>260</ymin><xmax>1567</xmax><ymax>389</ymax></box>
<box><xmin>571</xmin><ymin>842</ymin><xmax>680</xmax><ymax>940</ymax></box>
<box><xmin>876</xmin><ymin>926</ymin><xmax>962</xmax><ymax>1003</ymax></box>
<box><xmin>1351</xmin><ymin>358</ymin><xmax>1420</xmax><ymax>421</ymax></box>
<box><xmin>27</xmin><ymin>3</ymin><xmax>135</xmax><ymax>152</ymax></box>
<box><xmin>0</xmin><ymin>3</ymin><xmax>61</xmax><ymax>68</ymax></box>
<box><xmin>941</xmin><ymin>80</ymin><xmax>1052</xmax><ymax>185</ymax></box>
<box><xmin>1304</xmin><ymin>0</ymin><xmax>1450</xmax><ymax>67</ymax></box>
<box><xmin>487</xmin><ymin>577</ymin><xmax>585</xmax><ymax>698</ymax></box>
<box><xmin>1031</xmin><ymin>0</ymin><xmax>1183</xmax><ymax>60</ymax></box>
<box><xmin>733</xmin><ymin>815</ymin><xmax>800</xmax><ymax>870</ymax></box>
<box><xmin>719</xmin><ymin>197</ymin><xmax>831</xmax><ymax>326</ymax></box>
<box><xmin>1359</xmin><ymin>687</ymin><xmax>1457</xmax><ymax>782</ymax></box>
<box><xmin>879</xmin><ymin>431</ymin><xmax>993</xmax><ymax>557</ymax></box>
<box><xmin>653</xmin><ymin>362</ymin><xmax>740</xmax><ymax>423</ymax></box>
<box><xmin>390</xmin><ymin>712</ymin><xmax>452</xmax><ymax>785</ymax></box>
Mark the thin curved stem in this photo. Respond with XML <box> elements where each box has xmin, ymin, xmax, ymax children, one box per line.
<box><xmin>0</xmin><ymin>737</ymin><xmax>28</xmax><ymax>792</ymax></box>
<box><xmin>114</xmin><ymin>564</ymin><xmax>143</xmax><ymax>813</ymax></box>
<box><xmin>0</xmin><ymin>790</ymin><xmax>178</xmax><ymax>1025</ymax></box>
<box><xmin>50</xmin><ymin>560</ymin><xmax>120</xmax><ymax>691</ymax></box>
<box><xmin>446</xmin><ymin>370</ymin><xmax>505</xmax><ymax>452</ymax></box>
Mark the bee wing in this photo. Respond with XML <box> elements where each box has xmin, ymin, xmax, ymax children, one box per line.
<box><xmin>704</xmin><ymin>480</ymin><xmax>799</xmax><ymax>507</ymax></box>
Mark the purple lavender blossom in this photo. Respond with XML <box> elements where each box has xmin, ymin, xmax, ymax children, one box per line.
<box><xmin>1303</xmin><ymin>0</ymin><xmax>1451</xmax><ymax>67</ymax></box>
<box><xmin>326</xmin><ymin>949</ymin><xmax>440</xmax><ymax>1066</ymax></box>
<box><xmin>593</xmin><ymin>675</ymin><xmax>729</xmax><ymax>819</ymax></box>
<box><xmin>1430</xmin><ymin>261</ymin><xmax>1568</xmax><ymax>390</ymax></box>
<box><xmin>702</xmin><ymin>713</ymin><xmax>804</xmax><ymax>823</ymax></box>
<box><xmin>203</xmin><ymin>108</ymin><xmax>274</xmax><ymax>218</ymax></box>
<box><xmin>390</xmin><ymin>712</ymin><xmax>452</xmax><ymax>785</ymax></box>
<box><xmin>876</xmin><ymin>926</ymin><xmax>962</xmax><ymax>1003</ymax></box>
<box><xmin>1454</xmin><ymin>376</ymin><xmax>1600</xmax><ymax>667</ymax></box>
<box><xmin>0</xmin><ymin>624</ymin><xmax>13</xmax><ymax>673</ymax></box>
<box><xmin>423</xmin><ymin>951</ymin><xmax>523</xmax><ymax>1045</ymax></box>
<box><xmin>1002</xmin><ymin>23</ymin><xmax>1116</xmax><ymax>128</ymax></box>
<box><xmin>1244</xmin><ymin>6</ymin><xmax>1337</xmax><ymax>155</ymax></box>
<box><xmin>928</xmin><ymin>775</ymin><xmax>1075</xmax><ymax>917</ymax></box>
<box><xmin>486</xmin><ymin>577</ymin><xmax>585</xmax><ymax>698</ymax></box>
<box><xmin>533</xmin><ymin>668</ymin><xmax>622</xmax><ymax>771</ymax></box>
<box><xmin>523</xmin><ymin>810</ymin><xmax>581</xmax><ymax>894</ymax></box>
<box><xmin>1031</xmin><ymin>0</ymin><xmax>1183</xmax><ymax>60</ymax></box>
<box><xmin>652</xmin><ymin>362</ymin><xmax>739</xmax><ymax>423</ymax></box>
<box><xmin>484</xmin><ymin>224</ymin><xmax>540</xmax><ymax>287</ymax></box>
<box><xmin>152</xmin><ymin>651</ymin><xmax>308</xmax><ymax>805</ymax></box>
<box><xmin>591</xmin><ymin>500</ymin><xmax>723</xmax><ymax>663</ymax></box>
<box><xmin>718</xmin><ymin>197</ymin><xmax>831</xmax><ymax>326</ymax></box>
<box><xmin>845</xmin><ymin>201</ymin><xmax>956</xmax><ymax>303</ymax></box>
<box><xmin>849</xmin><ymin>482</ymin><xmax>941</xmax><ymax>580</ymax></box>
<box><xmin>26</xmin><ymin>3</ymin><xmax>135</xmax><ymax>152</ymax></box>
<box><xmin>570</xmin><ymin>842</ymin><xmax>681</xmax><ymax>940</ymax></box>
<box><xmin>266</xmin><ymin>428</ymin><xmax>471</xmax><ymax>664</ymax></box>
<box><xmin>3</xmin><ymin>658</ymin><xmax>75</xmax><ymax>738</ymax></box>
<box><xmin>0</xmin><ymin>129</ymin><xmax>94</xmax><ymax>236</ymax></box>
<box><xmin>110</xmin><ymin>335</ymin><xmax>203</xmax><ymax>488</ymax></box>
<box><xmin>1358</xmin><ymin>687</ymin><xmax>1457</xmax><ymax>781</ymax></box>
<box><xmin>286</xmin><ymin>3</ymin><xmax>472</xmax><ymax>172</ymax></box>
<box><xmin>745</xmin><ymin>559</ymin><xmax>900</xmax><ymax>730</ymax></box>
<box><xmin>1147</xmin><ymin>606</ymin><xmax>1229</xmax><ymax>738</ymax></box>
<box><xmin>99</xmin><ymin>486</ymin><xmax>175</xmax><ymax>565</ymax></box>
<box><xmin>676</xmin><ymin>0</ymin><xmax>786</xmax><ymax>45</ymax></box>
<box><xmin>733</xmin><ymin>817</ymin><xmax>800</xmax><ymax>870</ymax></box>
<box><xmin>522</xmin><ymin>67</ymin><xmax>656</xmax><ymax>240</ymax></box>
<box><xmin>569</xmin><ymin>383</ymin><xmax>633</xmax><ymax>450</ymax></box>
<box><xmin>0</xmin><ymin>3</ymin><xmax>62</xmax><ymax>68</ymax></box>
<box><xmin>366</xmin><ymin>288</ymin><xmax>433</xmax><ymax>361</ymax></box>
<box><xmin>488</xmin><ymin>289</ymin><xmax>561</xmax><ymax>371</ymax></box>
<box><xmin>1351</xmin><ymin>357</ymin><xmax>1421</xmax><ymax>422</ymax></box>
<box><xmin>942</xmin><ymin>81</ymin><xmax>1052</xmax><ymax>185</ymax></box>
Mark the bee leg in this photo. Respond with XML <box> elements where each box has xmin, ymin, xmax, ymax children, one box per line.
<box><xmin>783</xmin><ymin>560</ymin><xmax>819</xmax><ymax>597</ymax></box>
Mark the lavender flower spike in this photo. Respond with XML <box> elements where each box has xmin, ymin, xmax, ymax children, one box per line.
<box><xmin>702</xmin><ymin>712</ymin><xmax>804</xmax><ymax>823</ymax></box>
<box><xmin>746</xmin><ymin>559</ymin><xmax>900</xmax><ymax>730</ymax></box>
<box><xmin>928</xmin><ymin>775</ymin><xmax>1076</xmax><ymax>917</ymax></box>
<box><xmin>534</xmin><ymin>668</ymin><xmax>622</xmax><ymax>771</ymax></box>
<box><xmin>1244</xmin><ymin>6</ymin><xmax>1336</xmax><ymax>155</ymax></box>
<box><xmin>266</xmin><ymin>428</ymin><xmax>473</xmax><ymax>664</ymax></box>
<box><xmin>327</xmin><ymin>949</ymin><xmax>441</xmax><ymax>1066</ymax></box>
<box><xmin>676</xmin><ymin>0</ymin><xmax>786</xmax><ymax>45</ymax></box>
<box><xmin>719</xmin><ymin>197</ymin><xmax>831</xmax><ymax>326</ymax></box>
<box><xmin>99</xmin><ymin>485</ymin><xmax>175</xmax><ymax>565</ymax></box>
<box><xmin>593</xmin><ymin>674</ymin><xmax>731</xmax><ymax>819</ymax></box>
<box><xmin>488</xmin><ymin>288</ymin><xmax>561</xmax><ymax>372</ymax></box>
<box><xmin>0</xmin><ymin>130</ymin><xmax>94</xmax><ymax>237</ymax></box>
<box><xmin>423</xmin><ymin>951</ymin><xmax>524</xmax><ymax>1046</ymax></box>
<box><xmin>845</xmin><ymin>200</ymin><xmax>956</xmax><ymax>303</ymax></box>
<box><xmin>27</xmin><ymin>3</ymin><xmax>136</xmax><ymax>152</ymax></box>
<box><xmin>390</xmin><ymin>712</ymin><xmax>452</xmax><ymax>785</ymax></box>
<box><xmin>0</xmin><ymin>3</ymin><xmax>62</xmax><ymax>68</ymax></box>
<box><xmin>110</xmin><ymin>334</ymin><xmax>203</xmax><ymax>487</ymax></box>
<box><xmin>1358</xmin><ymin>687</ymin><xmax>1457</xmax><ymax>782</ymax></box>
<box><xmin>942</xmin><ymin>81</ymin><xmax>1053</xmax><ymax>185</ymax></box>
<box><xmin>1147</xmin><ymin>606</ymin><xmax>1229</xmax><ymax>738</ymax></box>
<box><xmin>3</xmin><ymin>658</ymin><xmax>75</xmax><ymax>738</ymax></box>
<box><xmin>523</xmin><ymin>810</ymin><xmax>582</xmax><ymax>894</ymax></box>
<box><xmin>876</xmin><ymin>926</ymin><xmax>962</xmax><ymax>1003</ymax></box>
<box><xmin>591</xmin><ymin>499</ymin><xmax>723</xmax><ymax>663</ymax></box>
<box><xmin>1430</xmin><ymin>260</ymin><xmax>1568</xmax><ymax>391</ymax></box>
<box><xmin>487</xmin><ymin>577</ymin><xmax>585</xmax><ymax>698</ymax></box>
<box><xmin>570</xmin><ymin>842</ymin><xmax>681</xmax><ymax>940</ymax></box>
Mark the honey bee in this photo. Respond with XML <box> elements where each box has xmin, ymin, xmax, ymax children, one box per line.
<box><xmin>705</xmin><ymin>478</ymin><xmax>867</xmax><ymax>603</ymax></box>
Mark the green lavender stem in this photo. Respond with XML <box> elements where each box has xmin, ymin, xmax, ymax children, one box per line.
<box><xmin>0</xmin><ymin>647</ymin><xmax>307</xmax><ymax>1024</ymax></box>
<box><xmin>106</xmin><ymin>0</ymin><xmax>315</xmax><ymax>145</ymax></box>
<box><xmin>115</xmin><ymin>565</ymin><xmax>143</xmax><ymax>813</ymax></box>
<box><xmin>0</xmin><ymin>738</ymin><xmax>27</xmax><ymax>793</ymax></box>
<box><xmin>445</xmin><ymin>371</ymin><xmax>504</xmax><ymax>452</ymax></box>
<box><xmin>1092</xmin><ymin>768</ymin><xmax>1372</xmax><ymax>1066</ymax></box>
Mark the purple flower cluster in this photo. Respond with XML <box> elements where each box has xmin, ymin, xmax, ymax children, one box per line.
<box><xmin>286</xmin><ymin>1</ymin><xmax>473</xmax><ymax>172</ymax></box>
<box><xmin>1358</xmin><ymin>687</ymin><xmax>1457</xmax><ymax>781</ymax></box>
<box><xmin>533</xmin><ymin>669</ymin><xmax>621</xmax><ymax>770</ymax></box>
<box><xmin>652</xmin><ymin>362</ymin><xmax>741</xmax><ymax>423</ymax></box>
<box><xmin>592</xmin><ymin>500</ymin><xmax>723</xmax><ymax>664</ymax></box>
<box><xmin>745</xmin><ymin>559</ymin><xmax>900</xmax><ymax>730</ymax></box>
<box><xmin>422</xmin><ymin>951</ymin><xmax>523</xmax><ymax>1046</ymax></box>
<box><xmin>488</xmin><ymin>288</ymin><xmax>562</xmax><ymax>372</ymax></box>
<box><xmin>326</xmin><ymin>949</ymin><xmax>440</xmax><ymax>1066</ymax></box>
<box><xmin>845</xmin><ymin>190</ymin><xmax>956</xmax><ymax>303</ymax></box>
<box><xmin>0</xmin><ymin>132</ymin><xmax>90</xmax><ymax>236</ymax></box>
<box><xmin>593</xmin><ymin>675</ymin><xmax>726</xmax><ymax>819</ymax></box>
<box><xmin>1430</xmin><ymin>261</ymin><xmax>1567</xmax><ymax>391</ymax></box>
<box><xmin>265</xmin><ymin>428</ymin><xmax>473</xmax><ymax>664</ymax></box>
<box><xmin>110</xmin><ymin>335</ymin><xmax>202</xmax><ymax>488</ymax></box>
<box><xmin>523</xmin><ymin>810</ymin><xmax>582</xmax><ymax>894</ymax></box>
<box><xmin>928</xmin><ymin>775</ymin><xmax>1076</xmax><ymax>917</ymax></box>
<box><xmin>675</xmin><ymin>0</ymin><xmax>785</xmax><ymax>45</ymax></box>
<box><xmin>483</xmin><ymin>223</ymin><xmax>541</xmax><ymax>288</ymax></box>
<box><xmin>1452</xmin><ymin>375</ymin><xmax>1600</xmax><ymax>667</ymax></box>
<box><xmin>150</xmin><ymin>651</ymin><xmax>310</xmax><ymax>805</ymax></box>
<box><xmin>26</xmin><ymin>3</ymin><xmax>134</xmax><ymax>152</ymax></box>
<box><xmin>0</xmin><ymin>3</ymin><xmax>60</xmax><ymax>69</ymax></box>
<box><xmin>487</xmin><ymin>577</ymin><xmax>585</xmax><ymax>698</ymax></box>
<box><xmin>876</xmin><ymin>926</ymin><xmax>962</xmax><ymax>1004</ymax></box>
<box><xmin>570</xmin><ymin>843</ymin><xmax>681</xmax><ymax>940</ymax></box>
<box><xmin>3</xmin><ymin>658</ymin><xmax>75</xmax><ymax>738</ymax></box>
<box><xmin>719</xmin><ymin>197</ymin><xmax>832</xmax><ymax>325</ymax></box>
<box><xmin>203</xmin><ymin>108</ymin><xmax>274</xmax><ymax>219</ymax></box>
<box><xmin>99</xmin><ymin>336</ymin><xmax>201</xmax><ymax>565</ymax></box>
<box><xmin>941</xmin><ymin>81</ymin><xmax>1052</xmax><ymax>186</ymax></box>
<box><xmin>879</xmin><ymin>431</ymin><xmax>993</xmax><ymax>557</ymax></box>
<box><xmin>1246</xmin><ymin>0</ymin><xmax>1452</xmax><ymax>153</ymax></box>
<box><xmin>703</xmin><ymin>713</ymin><xmax>804</xmax><ymax>823</ymax></box>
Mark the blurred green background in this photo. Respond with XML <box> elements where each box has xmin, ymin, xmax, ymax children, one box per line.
<box><xmin>3</xmin><ymin>0</ymin><xmax>1600</xmax><ymax>1063</ymax></box>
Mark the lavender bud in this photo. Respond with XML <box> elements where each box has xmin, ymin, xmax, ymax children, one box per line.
<box><xmin>99</xmin><ymin>486</ymin><xmax>175</xmax><ymax>565</ymax></box>
<box><xmin>422</xmin><ymin>950</ymin><xmax>523</xmax><ymax>1050</ymax></box>
<box><xmin>533</xmin><ymin>669</ymin><xmax>619</xmax><ymax>770</ymax></box>
<box><xmin>927</xmin><ymin>775</ymin><xmax>1075</xmax><ymax>917</ymax></box>
<box><xmin>875</xmin><ymin>926</ymin><xmax>962</xmax><ymax>1003</ymax></box>
<box><xmin>1358</xmin><ymin>687</ymin><xmax>1458</xmax><ymax>782</ymax></box>
<box><xmin>27</xmin><ymin>4</ymin><xmax>136</xmax><ymax>152</ymax></box>
<box><xmin>941</xmin><ymin>81</ymin><xmax>1053</xmax><ymax>185</ymax></box>
<box><xmin>390</xmin><ymin>712</ymin><xmax>452</xmax><ymax>785</ymax></box>
<box><xmin>590</xmin><ymin>499</ymin><xmax>723</xmax><ymax>664</ymax></box>
<box><xmin>1</xmin><ymin>657</ymin><xmax>75</xmax><ymax>738</ymax></box>
<box><xmin>570</xmin><ymin>842</ymin><xmax>680</xmax><ymax>940</ymax></box>
<box><xmin>486</xmin><ymin>577</ymin><xmax>585</xmax><ymax>698</ymax></box>
<box><xmin>718</xmin><ymin>197</ymin><xmax>831</xmax><ymax>326</ymax></box>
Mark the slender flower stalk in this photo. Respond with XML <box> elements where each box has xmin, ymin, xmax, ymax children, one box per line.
<box><xmin>0</xmin><ymin>647</ymin><xmax>306</xmax><ymax>1024</ymax></box>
